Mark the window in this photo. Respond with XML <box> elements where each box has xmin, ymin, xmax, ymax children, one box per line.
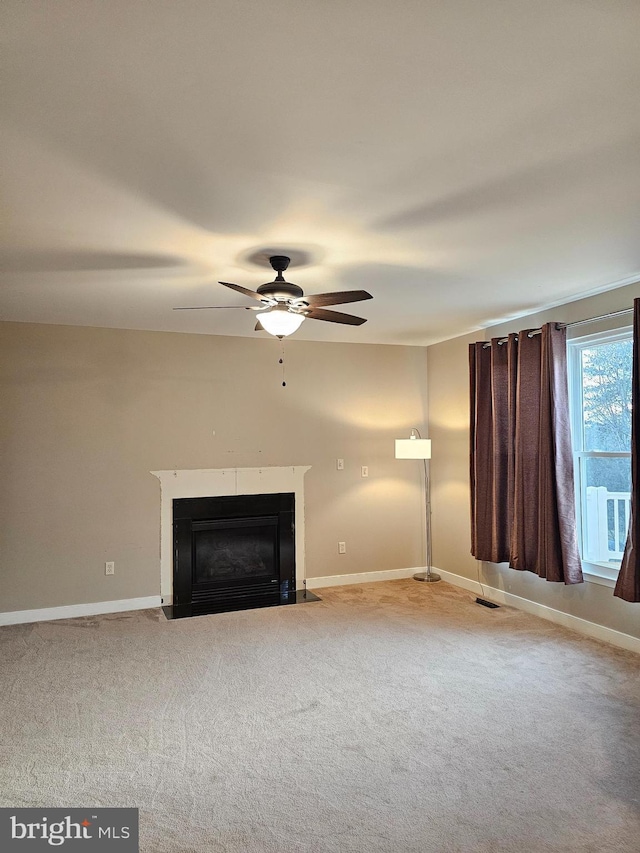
<box><xmin>568</xmin><ymin>327</ymin><xmax>633</xmax><ymax>583</ymax></box>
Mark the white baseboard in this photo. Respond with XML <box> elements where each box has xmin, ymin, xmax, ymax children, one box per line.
<box><xmin>306</xmin><ymin>567</ymin><xmax>419</xmax><ymax>589</ymax></box>
<box><xmin>0</xmin><ymin>596</ymin><xmax>162</xmax><ymax>627</ymax></box>
<box><xmin>434</xmin><ymin>567</ymin><xmax>640</xmax><ymax>655</ymax></box>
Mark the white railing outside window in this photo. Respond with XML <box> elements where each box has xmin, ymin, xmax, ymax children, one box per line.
<box><xmin>583</xmin><ymin>487</ymin><xmax>630</xmax><ymax>564</ymax></box>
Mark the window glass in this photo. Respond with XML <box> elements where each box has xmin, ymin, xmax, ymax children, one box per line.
<box><xmin>580</xmin><ymin>339</ymin><xmax>632</xmax><ymax>452</ymax></box>
<box><xmin>569</xmin><ymin>330</ymin><xmax>633</xmax><ymax>573</ymax></box>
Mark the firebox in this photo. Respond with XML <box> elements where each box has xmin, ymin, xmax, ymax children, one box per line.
<box><xmin>169</xmin><ymin>493</ymin><xmax>297</xmax><ymax>618</ymax></box>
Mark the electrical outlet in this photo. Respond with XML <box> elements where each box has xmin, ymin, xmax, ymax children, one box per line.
<box><xmin>105</xmin><ymin>561</ymin><xmax>115</xmax><ymax>576</ymax></box>
<box><xmin>338</xmin><ymin>542</ymin><xmax>346</xmax><ymax>554</ymax></box>
<box><xmin>336</xmin><ymin>458</ymin><xmax>344</xmax><ymax>470</ymax></box>
<box><xmin>361</xmin><ymin>466</ymin><xmax>369</xmax><ymax>478</ymax></box>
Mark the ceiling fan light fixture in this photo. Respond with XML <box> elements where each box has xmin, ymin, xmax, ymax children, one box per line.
<box><xmin>258</xmin><ymin>306</ymin><xmax>305</xmax><ymax>338</ymax></box>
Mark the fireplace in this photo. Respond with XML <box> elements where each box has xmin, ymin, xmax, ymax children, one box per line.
<box><xmin>170</xmin><ymin>493</ymin><xmax>298</xmax><ymax>618</ymax></box>
<box><xmin>151</xmin><ymin>466</ymin><xmax>316</xmax><ymax>614</ymax></box>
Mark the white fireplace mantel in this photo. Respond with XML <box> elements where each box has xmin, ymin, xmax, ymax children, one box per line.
<box><xmin>150</xmin><ymin>466</ymin><xmax>311</xmax><ymax>602</ymax></box>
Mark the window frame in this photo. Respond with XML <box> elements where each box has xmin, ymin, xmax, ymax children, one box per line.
<box><xmin>567</xmin><ymin>325</ymin><xmax>633</xmax><ymax>586</ymax></box>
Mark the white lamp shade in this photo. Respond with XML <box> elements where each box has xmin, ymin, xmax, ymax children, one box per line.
<box><xmin>395</xmin><ymin>437</ymin><xmax>431</xmax><ymax>459</ymax></box>
<box><xmin>258</xmin><ymin>307</ymin><xmax>305</xmax><ymax>337</ymax></box>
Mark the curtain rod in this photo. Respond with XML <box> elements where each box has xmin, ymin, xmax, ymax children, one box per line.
<box><xmin>558</xmin><ymin>306</ymin><xmax>633</xmax><ymax>329</ymax></box>
<box><xmin>482</xmin><ymin>306</ymin><xmax>633</xmax><ymax>348</ymax></box>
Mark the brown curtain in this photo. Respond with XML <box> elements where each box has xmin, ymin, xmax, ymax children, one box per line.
<box><xmin>469</xmin><ymin>336</ymin><xmax>515</xmax><ymax>563</ymax></box>
<box><xmin>615</xmin><ymin>298</ymin><xmax>640</xmax><ymax>602</ymax></box>
<box><xmin>470</xmin><ymin>323</ymin><xmax>583</xmax><ymax>584</ymax></box>
<box><xmin>470</xmin><ymin>342</ymin><xmax>495</xmax><ymax>560</ymax></box>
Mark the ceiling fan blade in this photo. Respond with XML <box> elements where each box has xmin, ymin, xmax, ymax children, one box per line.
<box><xmin>219</xmin><ymin>281</ymin><xmax>267</xmax><ymax>302</ymax></box>
<box><xmin>305</xmin><ymin>308</ymin><xmax>368</xmax><ymax>326</ymax></box>
<box><xmin>173</xmin><ymin>306</ymin><xmax>253</xmax><ymax>310</ymax></box>
<box><xmin>295</xmin><ymin>290</ymin><xmax>373</xmax><ymax>308</ymax></box>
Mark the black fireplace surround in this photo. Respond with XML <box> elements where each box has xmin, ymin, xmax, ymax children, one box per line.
<box><xmin>169</xmin><ymin>492</ymin><xmax>297</xmax><ymax>618</ymax></box>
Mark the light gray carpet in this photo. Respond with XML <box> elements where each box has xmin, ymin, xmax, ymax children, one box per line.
<box><xmin>1</xmin><ymin>579</ymin><xmax>639</xmax><ymax>853</ymax></box>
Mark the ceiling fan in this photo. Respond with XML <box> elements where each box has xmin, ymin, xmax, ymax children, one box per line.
<box><xmin>174</xmin><ymin>255</ymin><xmax>372</xmax><ymax>338</ymax></box>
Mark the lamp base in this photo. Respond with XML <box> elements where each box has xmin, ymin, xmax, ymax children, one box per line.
<box><xmin>413</xmin><ymin>571</ymin><xmax>441</xmax><ymax>583</ymax></box>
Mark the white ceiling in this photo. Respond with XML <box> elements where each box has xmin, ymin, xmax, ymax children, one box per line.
<box><xmin>2</xmin><ymin>0</ymin><xmax>639</xmax><ymax>345</ymax></box>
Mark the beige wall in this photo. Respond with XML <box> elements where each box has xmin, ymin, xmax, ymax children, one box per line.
<box><xmin>0</xmin><ymin>322</ymin><xmax>428</xmax><ymax>613</ymax></box>
<box><xmin>428</xmin><ymin>279</ymin><xmax>640</xmax><ymax>639</ymax></box>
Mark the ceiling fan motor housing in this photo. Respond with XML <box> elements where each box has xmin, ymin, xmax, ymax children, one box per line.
<box><xmin>257</xmin><ymin>281</ymin><xmax>304</xmax><ymax>301</ymax></box>
<box><xmin>258</xmin><ymin>257</ymin><xmax>304</xmax><ymax>301</ymax></box>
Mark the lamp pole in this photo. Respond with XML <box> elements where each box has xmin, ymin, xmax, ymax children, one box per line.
<box><xmin>413</xmin><ymin>448</ymin><xmax>440</xmax><ymax>582</ymax></box>
<box><xmin>395</xmin><ymin>428</ymin><xmax>440</xmax><ymax>583</ymax></box>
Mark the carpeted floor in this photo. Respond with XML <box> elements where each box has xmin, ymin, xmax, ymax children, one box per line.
<box><xmin>1</xmin><ymin>579</ymin><xmax>639</xmax><ymax>853</ymax></box>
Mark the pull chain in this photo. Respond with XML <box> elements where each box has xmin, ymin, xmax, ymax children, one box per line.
<box><xmin>279</xmin><ymin>338</ymin><xmax>287</xmax><ymax>387</ymax></box>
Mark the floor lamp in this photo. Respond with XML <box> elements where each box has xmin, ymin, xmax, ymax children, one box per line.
<box><xmin>395</xmin><ymin>429</ymin><xmax>440</xmax><ymax>583</ymax></box>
